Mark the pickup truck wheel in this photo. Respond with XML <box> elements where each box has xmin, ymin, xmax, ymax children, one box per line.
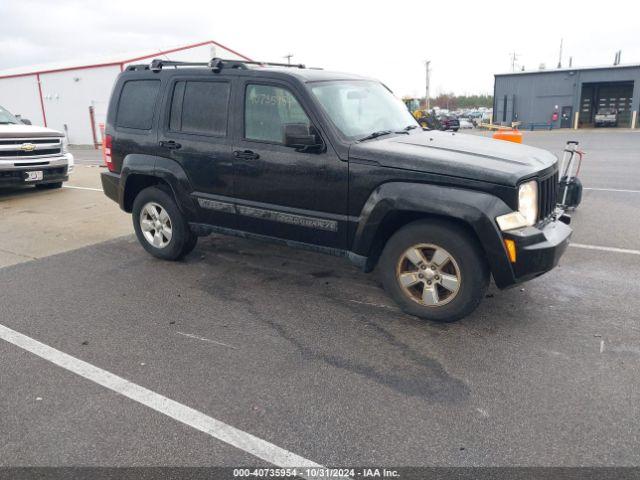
<box><xmin>379</xmin><ymin>220</ymin><xmax>489</xmax><ymax>322</ymax></box>
<box><xmin>132</xmin><ymin>186</ymin><xmax>196</xmax><ymax>261</ymax></box>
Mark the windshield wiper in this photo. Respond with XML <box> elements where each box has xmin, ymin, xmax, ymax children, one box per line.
<box><xmin>0</xmin><ymin>121</ymin><xmax>17</xmax><ymax>125</ymax></box>
<box><xmin>394</xmin><ymin>125</ymin><xmax>419</xmax><ymax>134</ymax></box>
<box><xmin>357</xmin><ymin>130</ymin><xmax>393</xmax><ymax>142</ymax></box>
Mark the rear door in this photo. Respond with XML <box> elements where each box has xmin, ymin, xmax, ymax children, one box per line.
<box><xmin>158</xmin><ymin>76</ymin><xmax>236</xmax><ymax>227</ymax></box>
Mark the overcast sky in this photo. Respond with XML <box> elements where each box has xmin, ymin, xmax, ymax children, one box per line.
<box><xmin>1</xmin><ymin>0</ymin><xmax>638</xmax><ymax>97</ymax></box>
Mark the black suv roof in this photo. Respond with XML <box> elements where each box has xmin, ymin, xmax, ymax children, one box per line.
<box><xmin>125</xmin><ymin>57</ymin><xmax>369</xmax><ymax>83</ymax></box>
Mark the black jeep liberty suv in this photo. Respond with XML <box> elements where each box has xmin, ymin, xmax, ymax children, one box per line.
<box><xmin>101</xmin><ymin>58</ymin><xmax>572</xmax><ymax>322</ymax></box>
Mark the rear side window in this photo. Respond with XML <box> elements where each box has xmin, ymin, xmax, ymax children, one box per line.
<box><xmin>116</xmin><ymin>80</ymin><xmax>160</xmax><ymax>130</ymax></box>
<box><xmin>169</xmin><ymin>81</ymin><xmax>230</xmax><ymax>136</ymax></box>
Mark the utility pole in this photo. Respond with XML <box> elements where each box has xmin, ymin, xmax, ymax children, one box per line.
<box><xmin>425</xmin><ymin>60</ymin><xmax>431</xmax><ymax>110</ymax></box>
<box><xmin>283</xmin><ymin>54</ymin><xmax>294</xmax><ymax>65</ymax></box>
<box><xmin>557</xmin><ymin>38</ymin><xmax>563</xmax><ymax>68</ymax></box>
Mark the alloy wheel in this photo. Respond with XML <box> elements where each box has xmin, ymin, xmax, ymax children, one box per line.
<box><xmin>139</xmin><ymin>202</ymin><xmax>173</xmax><ymax>249</ymax></box>
<box><xmin>395</xmin><ymin>243</ymin><xmax>461</xmax><ymax>307</ymax></box>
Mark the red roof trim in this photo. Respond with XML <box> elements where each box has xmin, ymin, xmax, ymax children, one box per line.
<box><xmin>0</xmin><ymin>40</ymin><xmax>252</xmax><ymax>80</ymax></box>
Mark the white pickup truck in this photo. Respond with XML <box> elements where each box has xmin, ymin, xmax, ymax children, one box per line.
<box><xmin>0</xmin><ymin>104</ymin><xmax>74</xmax><ymax>189</ymax></box>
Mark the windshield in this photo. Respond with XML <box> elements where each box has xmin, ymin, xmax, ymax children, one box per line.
<box><xmin>0</xmin><ymin>105</ymin><xmax>20</xmax><ymax>125</ymax></box>
<box><xmin>309</xmin><ymin>80</ymin><xmax>418</xmax><ymax>140</ymax></box>
<box><xmin>597</xmin><ymin>108</ymin><xmax>616</xmax><ymax>115</ymax></box>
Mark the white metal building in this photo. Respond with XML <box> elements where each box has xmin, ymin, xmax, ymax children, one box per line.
<box><xmin>0</xmin><ymin>40</ymin><xmax>250</xmax><ymax>145</ymax></box>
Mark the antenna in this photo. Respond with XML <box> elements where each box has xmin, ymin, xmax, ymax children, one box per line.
<box><xmin>283</xmin><ymin>54</ymin><xmax>294</xmax><ymax>65</ymax></box>
<box><xmin>557</xmin><ymin>38</ymin><xmax>563</xmax><ymax>68</ymax></box>
<box><xmin>510</xmin><ymin>51</ymin><xmax>519</xmax><ymax>72</ymax></box>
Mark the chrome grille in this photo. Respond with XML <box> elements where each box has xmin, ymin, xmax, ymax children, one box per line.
<box><xmin>0</xmin><ymin>137</ymin><xmax>63</xmax><ymax>161</ymax></box>
<box><xmin>538</xmin><ymin>171</ymin><xmax>559</xmax><ymax>220</ymax></box>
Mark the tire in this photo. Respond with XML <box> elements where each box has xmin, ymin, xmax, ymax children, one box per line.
<box><xmin>181</xmin><ymin>230</ymin><xmax>199</xmax><ymax>257</ymax></box>
<box><xmin>35</xmin><ymin>182</ymin><xmax>63</xmax><ymax>189</ymax></box>
<box><xmin>131</xmin><ymin>186</ymin><xmax>197</xmax><ymax>260</ymax></box>
<box><xmin>378</xmin><ymin>220</ymin><xmax>489</xmax><ymax>322</ymax></box>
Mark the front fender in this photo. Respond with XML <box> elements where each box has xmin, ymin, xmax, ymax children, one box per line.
<box><xmin>351</xmin><ymin>182</ymin><xmax>516</xmax><ymax>288</ymax></box>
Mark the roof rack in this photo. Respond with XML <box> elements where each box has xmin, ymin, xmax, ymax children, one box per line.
<box><xmin>141</xmin><ymin>57</ymin><xmax>309</xmax><ymax>74</ymax></box>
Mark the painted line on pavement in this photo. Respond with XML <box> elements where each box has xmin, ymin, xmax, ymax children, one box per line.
<box><xmin>0</xmin><ymin>323</ymin><xmax>330</xmax><ymax>478</ymax></box>
<box><xmin>570</xmin><ymin>243</ymin><xmax>640</xmax><ymax>256</ymax></box>
<box><xmin>63</xmin><ymin>185</ymin><xmax>103</xmax><ymax>192</ymax></box>
<box><xmin>584</xmin><ymin>187</ymin><xmax>640</xmax><ymax>194</ymax></box>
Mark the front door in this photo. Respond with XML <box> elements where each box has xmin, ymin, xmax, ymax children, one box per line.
<box><xmin>159</xmin><ymin>77</ymin><xmax>236</xmax><ymax>228</ymax></box>
<box><xmin>232</xmin><ymin>80</ymin><xmax>348</xmax><ymax>249</ymax></box>
<box><xmin>560</xmin><ymin>106</ymin><xmax>573</xmax><ymax>128</ymax></box>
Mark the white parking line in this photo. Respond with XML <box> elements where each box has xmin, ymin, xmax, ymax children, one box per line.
<box><xmin>584</xmin><ymin>187</ymin><xmax>640</xmax><ymax>193</ymax></box>
<box><xmin>570</xmin><ymin>243</ymin><xmax>640</xmax><ymax>256</ymax></box>
<box><xmin>63</xmin><ymin>185</ymin><xmax>103</xmax><ymax>192</ymax></box>
<box><xmin>176</xmin><ymin>331</ymin><xmax>238</xmax><ymax>350</ymax></box>
<box><xmin>0</xmin><ymin>323</ymin><xmax>326</xmax><ymax>477</ymax></box>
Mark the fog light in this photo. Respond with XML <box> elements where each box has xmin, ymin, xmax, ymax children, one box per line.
<box><xmin>504</xmin><ymin>239</ymin><xmax>517</xmax><ymax>263</ymax></box>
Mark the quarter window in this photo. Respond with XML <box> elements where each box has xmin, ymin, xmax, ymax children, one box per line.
<box><xmin>244</xmin><ymin>84</ymin><xmax>310</xmax><ymax>143</ymax></box>
<box><xmin>169</xmin><ymin>81</ymin><xmax>230</xmax><ymax>136</ymax></box>
<box><xmin>116</xmin><ymin>80</ymin><xmax>160</xmax><ymax>130</ymax></box>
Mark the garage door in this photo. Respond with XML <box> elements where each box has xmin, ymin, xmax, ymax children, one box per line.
<box><xmin>579</xmin><ymin>82</ymin><xmax>634</xmax><ymax>127</ymax></box>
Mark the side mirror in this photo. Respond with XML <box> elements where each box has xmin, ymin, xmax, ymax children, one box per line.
<box><xmin>21</xmin><ymin>118</ymin><xmax>32</xmax><ymax>125</ymax></box>
<box><xmin>283</xmin><ymin>123</ymin><xmax>323</xmax><ymax>152</ymax></box>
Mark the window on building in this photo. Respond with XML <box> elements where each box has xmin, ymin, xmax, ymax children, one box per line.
<box><xmin>116</xmin><ymin>80</ymin><xmax>160</xmax><ymax>130</ymax></box>
<box><xmin>169</xmin><ymin>81</ymin><xmax>230</xmax><ymax>136</ymax></box>
<box><xmin>244</xmin><ymin>84</ymin><xmax>310</xmax><ymax>143</ymax></box>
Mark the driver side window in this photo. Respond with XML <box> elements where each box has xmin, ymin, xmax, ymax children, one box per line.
<box><xmin>244</xmin><ymin>84</ymin><xmax>310</xmax><ymax>143</ymax></box>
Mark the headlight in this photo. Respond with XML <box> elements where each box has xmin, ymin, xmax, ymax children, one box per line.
<box><xmin>518</xmin><ymin>180</ymin><xmax>538</xmax><ymax>226</ymax></box>
<box><xmin>496</xmin><ymin>180</ymin><xmax>538</xmax><ymax>231</ymax></box>
<box><xmin>61</xmin><ymin>137</ymin><xmax>69</xmax><ymax>154</ymax></box>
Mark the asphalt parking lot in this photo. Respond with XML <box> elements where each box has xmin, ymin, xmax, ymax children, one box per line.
<box><xmin>1</xmin><ymin>131</ymin><xmax>639</xmax><ymax>472</ymax></box>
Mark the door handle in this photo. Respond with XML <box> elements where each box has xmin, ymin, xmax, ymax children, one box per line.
<box><xmin>159</xmin><ymin>140</ymin><xmax>182</xmax><ymax>150</ymax></box>
<box><xmin>233</xmin><ymin>150</ymin><xmax>260</xmax><ymax>160</ymax></box>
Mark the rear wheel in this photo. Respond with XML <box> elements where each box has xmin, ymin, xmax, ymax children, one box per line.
<box><xmin>132</xmin><ymin>186</ymin><xmax>197</xmax><ymax>260</ymax></box>
<box><xmin>379</xmin><ymin>220</ymin><xmax>489</xmax><ymax>322</ymax></box>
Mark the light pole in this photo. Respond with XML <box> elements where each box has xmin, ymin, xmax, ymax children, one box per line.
<box><xmin>425</xmin><ymin>60</ymin><xmax>431</xmax><ymax>110</ymax></box>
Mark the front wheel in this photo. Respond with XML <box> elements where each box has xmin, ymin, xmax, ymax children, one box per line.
<box><xmin>132</xmin><ymin>186</ymin><xmax>197</xmax><ymax>260</ymax></box>
<box><xmin>379</xmin><ymin>220</ymin><xmax>489</xmax><ymax>322</ymax></box>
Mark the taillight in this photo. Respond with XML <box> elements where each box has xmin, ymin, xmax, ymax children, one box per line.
<box><xmin>104</xmin><ymin>134</ymin><xmax>114</xmax><ymax>172</ymax></box>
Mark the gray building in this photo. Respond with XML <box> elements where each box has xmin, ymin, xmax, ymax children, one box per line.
<box><xmin>494</xmin><ymin>64</ymin><xmax>640</xmax><ymax>129</ymax></box>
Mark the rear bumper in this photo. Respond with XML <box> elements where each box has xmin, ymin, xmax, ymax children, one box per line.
<box><xmin>499</xmin><ymin>216</ymin><xmax>572</xmax><ymax>287</ymax></box>
<box><xmin>100</xmin><ymin>171</ymin><xmax>121</xmax><ymax>205</ymax></box>
<box><xmin>0</xmin><ymin>153</ymin><xmax>72</xmax><ymax>188</ymax></box>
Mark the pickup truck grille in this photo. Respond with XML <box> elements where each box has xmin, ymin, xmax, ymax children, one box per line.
<box><xmin>538</xmin><ymin>171</ymin><xmax>559</xmax><ymax>220</ymax></box>
<box><xmin>0</xmin><ymin>138</ymin><xmax>62</xmax><ymax>160</ymax></box>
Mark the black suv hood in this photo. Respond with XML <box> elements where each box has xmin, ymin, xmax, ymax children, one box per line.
<box><xmin>349</xmin><ymin>130</ymin><xmax>557</xmax><ymax>186</ymax></box>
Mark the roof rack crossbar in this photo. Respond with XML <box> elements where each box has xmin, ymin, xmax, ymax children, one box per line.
<box><xmin>146</xmin><ymin>58</ymin><xmax>310</xmax><ymax>73</ymax></box>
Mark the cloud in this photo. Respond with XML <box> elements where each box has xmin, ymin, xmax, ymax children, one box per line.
<box><xmin>1</xmin><ymin>0</ymin><xmax>638</xmax><ymax>96</ymax></box>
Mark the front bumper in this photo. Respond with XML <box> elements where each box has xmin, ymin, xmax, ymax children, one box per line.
<box><xmin>0</xmin><ymin>153</ymin><xmax>73</xmax><ymax>188</ymax></box>
<box><xmin>500</xmin><ymin>216</ymin><xmax>572</xmax><ymax>286</ymax></box>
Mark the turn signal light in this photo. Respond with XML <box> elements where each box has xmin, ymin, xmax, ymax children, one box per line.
<box><xmin>504</xmin><ymin>239</ymin><xmax>517</xmax><ymax>263</ymax></box>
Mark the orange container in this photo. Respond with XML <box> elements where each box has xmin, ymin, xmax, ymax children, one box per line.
<box><xmin>493</xmin><ymin>128</ymin><xmax>523</xmax><ymax>144</ymax></box>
